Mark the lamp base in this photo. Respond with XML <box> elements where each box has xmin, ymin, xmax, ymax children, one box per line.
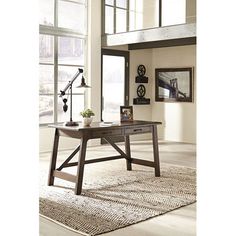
<box><xmin>64</xmin><ymin>121</ymin><xmax>79</xmax><ymax>126</ymax></box>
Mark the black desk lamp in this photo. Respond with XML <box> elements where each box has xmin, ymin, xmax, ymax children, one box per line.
<box><xmin>59</xmin><ymin>68</ymin><xmax>91</xmax><ymax>126</ymax></box>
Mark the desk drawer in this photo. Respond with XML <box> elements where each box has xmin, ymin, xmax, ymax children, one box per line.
<box><xmin>125</xmin><ymin>126</ymin><xmax>151</xmax><ymax>135</ymax></box>
<box><xmin>92</xmin><ymin>129</ymin><xmax>122</xmax><ymax>138</ymax></box>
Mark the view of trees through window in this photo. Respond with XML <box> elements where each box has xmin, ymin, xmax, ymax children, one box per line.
<box><xmin>39</xmin><ymin>0</ymin><xmax>87</xmax><ymax>125</ymax></box>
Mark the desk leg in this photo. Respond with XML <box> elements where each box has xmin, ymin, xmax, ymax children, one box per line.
<box><xmin>48</xmin><ymin>129</ymin><xmax>60</xmax><ymax>186</ymax></box>
<box><xmin>125</xmin><ymin>135</ymin><xmax>132</xmax><ymax>171</ymax></box>
<box><xmin>75</xmin><ymin>137</ymin><xmax>88</xmax><ymax>195</ymax></box>
<box><xmin>152</xmin><ymin>125</ymin><xmax>160</xmax><ymax>177</ymax></box>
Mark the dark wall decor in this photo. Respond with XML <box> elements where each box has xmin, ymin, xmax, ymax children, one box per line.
<box><xmin>133</xmin><ymin>85</ymin><xmax>150</xmax><ymax>105</ymax></box>
<box><xmin>136</xmin><ymin>65</ymin><xmax>148</xmax><ymax>83</ymax></box>
<box><xmin>133</xmin><ymin>64</ymin><xmax>150</xmax><ymax>105</ymax></box>
<box><xmin>155</xmin><ymin>67</ymin><xmax>193</xmax><ymax>102</ymax></box>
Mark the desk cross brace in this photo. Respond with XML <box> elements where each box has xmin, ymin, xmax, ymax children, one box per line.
<box><xmin>57</xmin><ymin>144</ymin><xmax>81</xmax><ymax>171</ymax></box>
<box><xmin>56</xmin><ymin>137</ymin><xmax>131</xmax><ymax>171</ymax></box>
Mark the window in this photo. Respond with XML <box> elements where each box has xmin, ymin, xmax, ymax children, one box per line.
<box><xmin>162</xmin><ymin>0</ymin><xmax>186</xmax><ymax>26</ymax></box>
<box><xmin>129</xmin><ymin>0</ymin><xmax>144</xmax><ymax>31</ymax></box>
<box><xmin>103</xmin><ymin>0</ymin><xmax>186</xmax><ymax>34</ymax></box>
<box><xmin>39</xmin><ymin>0</ymin><xmax>87</xmax><ymax>125</ymax></box>
<box><xmin>104</xmin><ymin>0</ymin><xmax>128</xmax><ymax>34</ymax></box>
<box><xmin>39</xmin><ymin>0</ymin><xmax>54</xmax><ymax>26</ymax></box>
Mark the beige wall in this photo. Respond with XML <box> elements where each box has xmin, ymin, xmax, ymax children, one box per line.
<box><xmin>129</xmin><ymin>49</ymin><xmax>153</xmax><ymax>140</ymax></box>
<box><xmin>130</xmin><ymin>49</ymin><xmax>152</xmax><ymax>121</ymax></box>
<box><xmin>143</xmin><ymin>0</ymin><xmax>159</xmax><ymax>28</ymax></box>
<box><xmin>151</xmin><ymin>45</ymin><xmax>196</xmax><ymax>143</ymax></box>
<box><xmin>128</xmin><ymin>45</ymin><xmax>196</xmax><ymax>143</ymax></box>
<box><xmin>186</xmin><ymin>0</ymin><xmax>196</xmax><ymax>23</ymax></box>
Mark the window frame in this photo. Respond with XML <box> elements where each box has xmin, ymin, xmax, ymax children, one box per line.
<box><xmin>39</xmin><ymin>0</ymin><xmax>88</xmax><ymax>126</ymax></box>
<box><xmin>103</xmin><ymin>0</ymin><xmax>129</xmax><ymax>34</ymax></box>
<box><xmin>102</xmin><ymin>0</ymin><xmax>187</xmax><ymax>35</ymax></box>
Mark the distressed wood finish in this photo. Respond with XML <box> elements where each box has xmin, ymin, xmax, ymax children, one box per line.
<box><xmin>131</xmin><ymin>158</ymin><xmax>155</xmax><ymax>167</ymax></box>
<box><xmin>128</xmin><ymin>37</ymin><xmax>196</xmax><ymax>50</ymax></box>
<box><xmin>57</xmin><ymin>145</ymin><xmax>80</xmax><ymax>171</ymax></box>
<box><xmin>75</xmin><ymin>137</ymin><xmax>88</xmax><ymax>195</ymax></box>
<box><xmin>48</xmin><ymin>129</ymin><xmax>60</xmax><ymax>186</ymax></box>
<box><xmin>53</xmin><ymin>170</ymin><xmax>76</xmax><ymax>183</ymax></box>
<box><xmin>104</xmin><ymin>137</ymin><xmax>128</xmax><ymax>158</ymax></box>
<box><xmin>125</xmin><ymin>136</ymin><xmax>132</xmax><ymax>170</ymax></box>
<box><xmin>48</xmin><ymin>120</ymin><xmax>162</xmax><ymax>195</ymax></box>
<box><xmin>85</xmin><ymin>155</ymin><xmax>124</xmax><ymax>164</ymax></box>
<box><xmin>152</xmin><ymin>124</ymin><xmax>160</xmax><ymax>177</ymax></box>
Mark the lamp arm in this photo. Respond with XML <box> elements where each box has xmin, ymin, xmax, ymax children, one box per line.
<box><xmin>59</xmin><ymin>68</ymin><xmax>83</xmax><ymax>97</ymax></box>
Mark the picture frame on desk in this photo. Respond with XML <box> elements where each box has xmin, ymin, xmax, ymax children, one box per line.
<box><xmin>120</xmin><ymin>106</ymin><xmax>133</xmax><ymax>122</ymax></box>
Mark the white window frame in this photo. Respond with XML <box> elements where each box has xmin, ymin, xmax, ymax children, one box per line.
<box><xmin>103</xmin><ymin>0</ymin><xmax>129</xmax><ymax>34</ymax></box>
<box><xmin>39</xmin><ymin>0</ymin><xmax>88</xmax><ymax>126</ymax></box>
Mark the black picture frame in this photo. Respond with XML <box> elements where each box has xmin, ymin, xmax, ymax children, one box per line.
<box><xmin>155</xmin><ymin>67</ymin><xmax>193</xmax><ymax>102</ymax></box>
<box><xmin>120</xmin><ymin>106</ymin><xmax>133</xmax><ymax>122</ymax></box>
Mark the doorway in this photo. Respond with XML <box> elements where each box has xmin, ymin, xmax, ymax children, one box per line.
<box><xmin>101</xmin><ymin>49</ymin><xmax>129</xmax><ymax>143</ymax></box>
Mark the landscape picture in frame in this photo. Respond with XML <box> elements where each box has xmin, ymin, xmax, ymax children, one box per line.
<box><xmin>155</xmin><ymin>67</ymin><xmax>193</xmax><ymax>102</ymax></box>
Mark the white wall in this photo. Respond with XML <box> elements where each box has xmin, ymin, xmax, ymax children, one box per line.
<box><xmin>151</xmin><ymin>45</ymin><xmax>196</xmax><ymax>143</ymax></box>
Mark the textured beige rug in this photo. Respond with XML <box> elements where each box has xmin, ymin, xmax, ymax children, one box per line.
<box><xmin>39</xmin><ymin>164</ymin><xmax>196</xmax><ymax>235</ymax></box>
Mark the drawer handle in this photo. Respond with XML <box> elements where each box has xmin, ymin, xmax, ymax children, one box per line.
<box><xmin>101</xmin><ymin>131</ymin><xmax>113</xmax><ymax>135</ymax></box>
<box><xmin>133</xmin><ymin>128</ymin><xmax>143</xmax><ymax>132</ymax></box>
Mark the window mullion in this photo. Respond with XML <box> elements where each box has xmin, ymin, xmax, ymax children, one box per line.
<box><xmin>127</xmin><ymin>0</ymin><xmax>129</xmax><ymax>32</ymax></box>
<box><xmin>54</xmin><ymin>37</ymin><xmax>58</xmax><ymax>124</ymax></box>
<box><xmin>159</xmin><ymin>0</ymin><xmax>162</xmax><ymax>27</ymax></box>
<box><xmin>54</xmin><ymin>0</ymin><xmax>59</xmax><ymax>123</ymax></box>
<box><xmin>102</xmin><ymin>1</ymin><xmax>104</xmax><ymax>34</ymax></box>
<box><xmin>114</xmin><ymin>0</ymin><xmax>116</xmax><ymax>33</ymax></box>
<box><xmin>39</xmin><ymin>25</ymin><xmax>87</xmax><ymax>38</ymax></box>
<box><xmin>55</xmin><ymin>0</ymin><xmax>58</xmax><ymax>27</ymax></box>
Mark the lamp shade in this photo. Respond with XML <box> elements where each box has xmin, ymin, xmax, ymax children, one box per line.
<box><xmin>76</xmin><ymin>76</ymin><xmax>91</xmax><ymax>88</ymax></box>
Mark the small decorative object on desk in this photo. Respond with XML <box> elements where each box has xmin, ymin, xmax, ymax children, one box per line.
<box><xmin>80</xmin><ymin>108</ymin><xmax>95</xmax><ymax>126</ymax></box>
<box><xmin>120</xmin><ymin>106</ymin><xmax>133</xmax><ymax>122</ymax></box>
<box><xmin>99</xmin><ymin>121</ymin><xmax>119</xmax><ymax>127</ymax></box>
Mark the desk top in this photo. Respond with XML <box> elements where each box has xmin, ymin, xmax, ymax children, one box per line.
<box><xmin>49</xmin><ymin>120</ymin><xmax>162</xmax><ymax>131</ymax></box>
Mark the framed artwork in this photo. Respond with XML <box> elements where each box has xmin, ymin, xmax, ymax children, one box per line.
<box><xmin>155</xmin><ymin>67</ymin><xmax>193</xmax><ymax>102</ymax></box>
<box><xmin>120</xmin><ymin>106</ymin><xmax>133</xmax><ymax>122</ymax></box>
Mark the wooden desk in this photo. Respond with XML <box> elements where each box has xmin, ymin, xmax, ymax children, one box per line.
<box><xmin>48</xmin><ymin>120</ymin><xmax>162</xmax><ymax>195</ymax></box>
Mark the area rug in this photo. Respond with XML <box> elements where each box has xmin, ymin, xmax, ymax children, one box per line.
<box><xmin>39</xmin><ymin>163</ymin><xmax>196</xmax><ymax>235</ymax></box>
